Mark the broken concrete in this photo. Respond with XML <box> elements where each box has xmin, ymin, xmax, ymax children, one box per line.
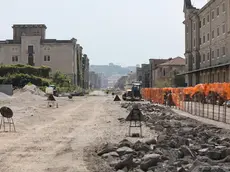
<box><xmin>98</xmin><ymin>103</ymin><xmax>230</xmax><ymax>171</ymax></box>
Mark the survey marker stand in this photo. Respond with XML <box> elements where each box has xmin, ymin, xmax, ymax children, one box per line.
<box><xmin>125</xmin><ymin>104</ymin><xmax>145</xmax><ymax>137</ymax></box>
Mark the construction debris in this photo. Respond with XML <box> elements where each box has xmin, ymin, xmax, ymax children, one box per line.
<box><xmin>97</xmin><ymin>103</ymin><xmax>230</xmax><ymax>172</ymax></box>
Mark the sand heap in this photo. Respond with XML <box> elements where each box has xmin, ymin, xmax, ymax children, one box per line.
<box><xmin>0</xmin><ymin>92</ymin><xmax>11</xmax><ymax>101</ymax></box>
<box><xmin>13</xmin><ymin>84</ymin><xmax>46</xmax><ymax>102</ymax></box>
<box><xmin>21</xmin><ymin>84</ymin><xmax>45</xmax><ymax>96</ymax></box>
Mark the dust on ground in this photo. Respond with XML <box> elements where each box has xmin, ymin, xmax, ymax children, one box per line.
<box><xmin>1</xmin><ymin>88</ymin><xmax>230</xmax><ymax>172</ymax></box>
<box><xmin>0</xmin><ymin>89</ymin><xmax>154</xmax><ymax>172</ymax></box>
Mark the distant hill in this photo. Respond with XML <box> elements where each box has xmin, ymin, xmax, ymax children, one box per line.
<box><xmin>90</xmin><ymin>63</ymin><xmax>136</xmax><ymax>77</ymax></box>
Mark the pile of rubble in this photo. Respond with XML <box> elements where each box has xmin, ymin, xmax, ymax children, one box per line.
<box><xmin>97</xmin><ymin>103</ymin><xmax>230</xmax><ymax>172</ymax></box>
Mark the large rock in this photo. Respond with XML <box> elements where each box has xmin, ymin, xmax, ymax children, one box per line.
<box><xmin>101</xmin><ymin>151</ymin><xmax>119</xmax><ymax>158</ymax></box>
<box><xmin>133</xmin><ymin>140</ymin><xmax>152</xmax><ymax>152</ymax></box>
<box><xmin>207</xmin><ymin>150</ymin><xmax>222</xmax><ymax>160</ymax></box>
<box><xmin>118</xmin><ymin>139</ymin><xmax>133</xmax><ymax>148</ymax></box>
<box><xmin>116</xmin><ymin>146</ymin><xmax>134</xmax><ymax>156</ymax></box>
<box><xmin>115</xmin><ymin>154</ymin><xmax>134</xmax><ymax>170</ymax></box>
<box><xmin>140</xmin><ymin>153</ymin><xmax>161</xmax><ymax>171</ymax></box>
<box><xmin>98</xmin><ymin>143</ymin><xmax>118</xmax><ymax>156</ymax></box>
<box><xmin>145</xmin><ymin>138</ymin><xmax>157</xmax><ymax>145</ymax></box>
<box><xmin>198</xmin><ymin>148</ymin><xmax>209</xmax><ymax>156</ymax></box>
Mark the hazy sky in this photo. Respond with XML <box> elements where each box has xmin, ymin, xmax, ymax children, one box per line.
<box><xmin>0</xmin><ymin>0</ymin><xmax>206</xmax><ymax>66</ymax></box>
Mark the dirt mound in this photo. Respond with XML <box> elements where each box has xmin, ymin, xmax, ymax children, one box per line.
<box><xmin>21</xmin><ymin>84</ymin><xmax>45</xmax><ymax>96</ymax></box>
<box><xmin>0</xmin><ymin>92</ymin><xmax>11</xmax><ymax>100</ymax></box>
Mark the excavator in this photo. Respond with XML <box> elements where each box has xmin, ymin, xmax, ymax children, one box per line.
<box><xmin>122</xmin><ymin>81</ymin><xmax>142</xmax><ymax>101</ymax></box>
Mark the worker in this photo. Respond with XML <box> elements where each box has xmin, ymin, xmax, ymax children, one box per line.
<box><xmin>167</xmin><ymin>91</ymin><xmax>173</xmax><ymax>107</ymax></box>
<box><xmin>163</xmin><ymin>92</ymin><xmax>167</xmax><ymax>105</ymax></box>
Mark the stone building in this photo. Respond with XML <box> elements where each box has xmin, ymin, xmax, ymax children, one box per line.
<box><xmin>153</xmin><ymin>57</ymin><xmax>185</xmax><ymax>87</ymax></box>
<box><xmin>89</xmin><ymin>71</ymin><xmax>101</xmax><ymax>89</ymax></box>
<box><xmin>149</xmin><ymin>59</ymin><xmax>169</xmax><ymax>87</ymax></box>
<box><xmin>136</xmin><ymin>64</ymin><xmax>150</xmax><ymax>88</ymax></box>
<box><xmin>183</xmin><ymin>0</ymin><xmax>230</xmax><ymax>86</ymax></box>
<box><xmin>82</xmin><ymin>54</ymin><xmax>89</xmax><ymax>89</ymax></box>
<box><xmin>0</xmin><ymin>24</ymin><xmax>88</xmax><ymax>87</ymax></box>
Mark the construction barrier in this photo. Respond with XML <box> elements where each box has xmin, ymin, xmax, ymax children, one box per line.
<box><xmin>141</xmin><ymin>82</ymin><xmax>230</xmax><ymax>124</ymax></box>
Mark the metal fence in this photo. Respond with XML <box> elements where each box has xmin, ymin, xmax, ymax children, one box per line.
<box><xmin>142</xmin><ymin>86</ymin><xmax>230</xmax><ymax>124</ymax></box>
<box><xmin>171</xmin><ymin>99</ymin><xmax>229</xmax><ymax>124</ymax></box>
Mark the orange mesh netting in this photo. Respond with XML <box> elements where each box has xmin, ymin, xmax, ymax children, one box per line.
<box><xmin>142</xmin><ymin>83</ymin><xmax>230</xmax><ymax>107</ymax></box>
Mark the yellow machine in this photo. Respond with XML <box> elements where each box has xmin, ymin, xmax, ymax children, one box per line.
<box><xmin>122</xmin><ymin>81</ymin><xmax>142</xmax><ymax>101</ymax></box>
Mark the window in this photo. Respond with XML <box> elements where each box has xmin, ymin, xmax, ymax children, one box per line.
<box><xmin>199</xmin><ymin>38</ymin><xmax>201</xmax><ymax>45</ymax></box>
<box><xmin>203</xmin><ymin>35</ymin><xmax>205</xmax><ymax>43</ymax></box>
<box><xmin>12</xmin><ymin>56</ymin><xmax>18</xmax><ymax>62</ymax></box>
<box><xmin>223</xmin><ymin>2</ymin><xmax>226</xmax><ymax>12</ymax></box>
<box><xmin>223</xmin><ymin>23</ymin><xmax>226</xmax><ymax>34</ymax></box>
<box><xmin>212</xmin><ymin>50</ymin><xmax>215</xmax><ymax>59</ymax></box>
<box><xmin>217</xmin><ymin>27</ymin><xmax>220</xmax><ymax>36</ymax></box>
<box><xmin>207</xmin><ymin>52</ymin><xmax>210</xmax><ymax>60</ymax></box>
<box><xmin>203</xmin><ymin>54</ymin><xmax>206</xmax><ymax>62</ymax></box>
<box><xmin>207</xmin><ymin>15</ymin><xmax>210</xmax><ymax>22</ymax></box>
<box><xmin>193</xmin><ymin>23</ymin><xmax>196</xmax><ymax>30</ymax></box>
<box><xmin>192</xmin><ymin>56</ymin><xmax>195</xmax><ymax>64</ymax></box>
<box><xmin>212</xmin><ymin>30</ymin><xmax>215</xmax><ymax>39</ymax></box>
<box><xmin>217</xmin><ymin>49</ymin><xmax>220</xmax><ymax>57</ymax></box>
<box><xmin>193</xmin><ymin>39</ymin><xmax>196</xmax><ymax>47</ymax></box>
<box><xmin>217</xmin><ymin>7</ymin><xmax>220</xmax><ymax>16</ymax></box>
<box><xmin>199</xmin><ymin>21</ymin><xmax>201</xmax><ymax>28</ymax></box>
<box><xmin>28</xmin><ymin>45</ymin><xmax>34</xmax><ymax>54</ymax></box>
<box><xmin>207</xmin><ymin>33</ymin><xmax>210</xmax><ymax>41</ymax></box>
<box><xmin>203</xmin><ymin>18</ymin><xmax>205</xmax><ymax>26</ymax></box>
<box><xmin>212</xmin><ymin>11</ymin><xmax>215</xmax><ymax>19</ymax></box>
<box><xmin>44</xmin><ymin>55</ymin><xmax>51</xmax><ymax>61</ymax></box>
<box><xmin>222</xmin><ymin>47</ymin><xmax>226</xmax><ymax>56</ymax></box>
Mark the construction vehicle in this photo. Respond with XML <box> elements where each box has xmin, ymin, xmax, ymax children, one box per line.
<box><xmin>122</xmin><ymin>81</ymin><xmax>142</xmax><ymax>101</ymax></box>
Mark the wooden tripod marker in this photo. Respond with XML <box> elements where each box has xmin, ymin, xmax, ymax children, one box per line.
<box><xmin>125</xmin><ymin>104</ymin><xmax>145</xmax><ymax>137</ymax></box>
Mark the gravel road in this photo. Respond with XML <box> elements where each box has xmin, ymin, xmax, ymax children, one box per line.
<box><xmin>0</xmin><ymin>91</ymin><xmax>153</xmax><ymax>172</ymax></box>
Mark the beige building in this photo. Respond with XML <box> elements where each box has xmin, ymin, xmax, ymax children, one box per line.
<box><xmin>153</xmin><ymin>57</ymin><xmax>185</xmax><ymax>87</ymax></box>
<box><xmin>183</xmin><ymin>0</ymin><xmax>230</xmax><ymax>86</ymax></box>
<box><xmin>149</xmin><ymin>59</ymin><xmax>168</xmax><ymax>87</ymax></box>
<box><xmin>0</xmin><ymin>24</ymin><xmax>86</xmax><ymax>86</ymax></box>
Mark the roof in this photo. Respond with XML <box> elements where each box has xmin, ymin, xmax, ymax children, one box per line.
<box><xmin>158</xmin><ymin>57</ymin><xmax>185</xmax><ymax>66</ymax></box>
<box><xmin>12</xmin><ymin>24</ymin><xmax>47</xmax><ymax>29</ymax></box>
<box><xmin>0</xmin><ymin>38</ymin><xmax>77</xmax><ymax>45</ymax></box>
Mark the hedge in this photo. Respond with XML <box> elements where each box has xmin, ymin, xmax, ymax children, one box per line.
<box><xmin>0</xmin><ymin>64</ymin><xmax>51</xmax><ymax>78</ymax></box>
<box><xmin>0</xmin><ymin>73</ymin><xmax>51</xmax><ymax>88</ymax></box>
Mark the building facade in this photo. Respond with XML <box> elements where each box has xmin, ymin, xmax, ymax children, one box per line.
<box><xmin>82</xmin><ymin>54</ymin><xmax>89</xmax><ymax>89</ymax></box>
<box><xmin>149</xmin><ymin>59</ymin><xmax>169</xmax><ymax>87</ymax></box>
<box><xmin>153</xmin><ymin>57</ymin><xmax>185</xmax><ymax>87</ymax></box>
<box><xmin>89</xmin><ymin>71</ymin><xmax>101</xmax><ymax>89</ymax></box>
<box><xmin>183</xmin><ymin>0</ymin><xmax>230</xmax><ymax>86</ymax></box>
<box><xmin>0</xmin><ymin>24</ymin><xmax>88</xmax><ymax>87</ymax></box>
<box><xmin>136</xmin><ymin>64</ymin><xmax>150</xmax><ymax>88</ymax></box>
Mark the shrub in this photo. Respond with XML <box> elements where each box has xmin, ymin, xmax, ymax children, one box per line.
<box><xmin>52</xmin><ymin>71</ymin><xmax>71</xmax><ymax>87</ymax></box>
<box><xmin>0</xmin><ymin>73</ymin><xmax>50</xmax><ymax>88</ymax></box>
<box><xmin>0</xmin><ymin>64</ymin><xmax>51</xmax><ymax>78</ymax></box>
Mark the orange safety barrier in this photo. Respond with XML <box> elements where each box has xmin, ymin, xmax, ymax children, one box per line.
<box><xmin>142</xmin><ymin>82</ymin><xmax>230</xmax><ymax>107</ymax></box>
